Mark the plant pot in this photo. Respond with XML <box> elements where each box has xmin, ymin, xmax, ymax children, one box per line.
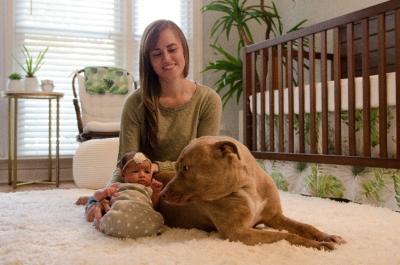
<box><xmin>24</xmin><ymin>76</ymin><xmax>40</xmax><ymax>91</ymax></box>
<box><xmin>7</xmin><ymin>79</ymin><xmax>24</xmax><ymax>91</ymax></box>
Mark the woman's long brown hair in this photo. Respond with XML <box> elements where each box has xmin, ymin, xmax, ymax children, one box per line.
<box><xmin>139</xmin><ymin>20</ymin><xmax>190</xmax><ymax>158</ymax></box>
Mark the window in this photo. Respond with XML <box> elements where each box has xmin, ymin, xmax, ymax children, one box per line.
<box><xmin>4</xmin><ymin>0</ymin><xmax>200</xmax><ymax>157</ymax></box>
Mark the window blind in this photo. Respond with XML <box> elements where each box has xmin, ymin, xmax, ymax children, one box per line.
<box><xmin>13</xmin><ymin>0</ymin><xmax>194</xmax><ymax>157</ymax></box>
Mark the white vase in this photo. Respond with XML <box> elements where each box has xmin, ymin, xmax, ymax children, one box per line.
<box><xmin>7</xmin><ymin>79</ymin><xmax>24</xmax><ymax>91</ymax></box>
<box><xmin>24</xmin><ymin>76</ymin><xmax>40</xmax><ymax>91</ymax></box>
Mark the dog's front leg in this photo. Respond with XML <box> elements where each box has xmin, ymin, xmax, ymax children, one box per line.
<box><xmin>216</xmin><ymin>224</ymin><xmax>336</xmax><ymax>250</ymax></box>
<box><xmin>267</xmin><ymin>214</ymin><xmax>346</xmax><ymax>244</ymax></box>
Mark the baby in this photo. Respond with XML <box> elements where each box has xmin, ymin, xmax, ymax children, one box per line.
<box><xmin>78</xmin><ymin>151</ymin><xmax>164</xmax><ymax>238</ymax></box>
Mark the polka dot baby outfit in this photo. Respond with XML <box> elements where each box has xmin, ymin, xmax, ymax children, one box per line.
<box><xmin>98</xmin><ymin>183</ymin><xmax>164</xmax><ymax>238</ymax></box>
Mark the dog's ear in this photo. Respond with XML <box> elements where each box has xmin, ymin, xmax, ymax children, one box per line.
<box><xmin>214</xmin><ymin>140</ymin><xmax>241</xmax><ymax>160</ymax></box>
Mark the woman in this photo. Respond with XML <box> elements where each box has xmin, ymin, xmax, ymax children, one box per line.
<box><xmin>111</xmin><ymin>19</ymin><xmax>222</xmax><ymax>183</ymax></box>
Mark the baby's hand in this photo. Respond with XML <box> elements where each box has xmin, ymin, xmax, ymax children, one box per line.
<box><xmin>104</xmin><ymin>183</ymin><xmax>119</xmax><ymax>197</ymax></box>
<box><xmin>151</xmin><ymin>179</ymin><xmax>163</xmax><ymax>193</ymax></box>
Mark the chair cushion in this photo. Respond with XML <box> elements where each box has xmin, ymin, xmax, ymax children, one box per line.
<box><xmin>77</xmin><ymin>73</ymin><xmax>133</xmax><ymax>129</ymax></box>
<box><xmin>83</xmin><ymin>121</ymin><xmax>120</xmax><ymax>133</ymax></box>
<box><xmin>84</xmin><ymin>67</ymin><xmax>130</xmax><ymax>95</ymax></box>
<box><xmin>73</xmin><ymin>138</ymin><xmax>119</xmax><ymax>189</ymax></box>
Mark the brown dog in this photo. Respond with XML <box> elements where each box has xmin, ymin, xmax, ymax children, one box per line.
<box><xmin>160</xmin><ymin>136</ymin><xmax>345</xmax><ymax>250</ymax></box>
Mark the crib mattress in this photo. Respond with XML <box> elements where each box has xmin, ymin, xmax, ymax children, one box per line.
<box><xmin>249</xmin><ymin>72</ymin><xmax>397</xmax><ymax>115</ymax></box>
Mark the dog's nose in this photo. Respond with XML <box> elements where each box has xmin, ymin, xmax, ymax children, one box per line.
<box><xmin>160</xmin><ymin>189</ymin><xmax>168</xmax><ymax>198</ymax></box>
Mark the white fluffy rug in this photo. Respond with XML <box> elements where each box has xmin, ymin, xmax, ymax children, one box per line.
<box><xmin>1</xmin><ymin>189</ymin><xmax>399</xmax><ymax>265</ymax></box>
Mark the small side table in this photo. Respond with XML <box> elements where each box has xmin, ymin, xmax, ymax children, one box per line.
<box><xmin>5</xmin><ymin>91</ymin><xmax>64</xmax><ymax>189</ymax></box>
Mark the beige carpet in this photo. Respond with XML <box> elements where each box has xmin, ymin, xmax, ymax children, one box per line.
<box><xmin>1</xmin><ymin>189</ymin><xmax>399</xmax><ymax>265</ymax></box>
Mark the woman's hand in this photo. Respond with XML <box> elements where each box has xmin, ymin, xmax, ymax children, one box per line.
<box><xmin>151</xmin><ymin>163</ymin><xmax>159</xmax><ymax>175</ymax></box>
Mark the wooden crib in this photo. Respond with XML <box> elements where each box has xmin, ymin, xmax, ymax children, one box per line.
<box><xmin>243</xmin><ymin>0</ymin><xmax>400</xmax><ymax>169</ymax></box>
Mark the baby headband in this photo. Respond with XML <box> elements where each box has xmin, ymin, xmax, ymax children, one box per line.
<box><xmin>122</xmin><ymin>152</ymin><xmax>150</xmax><ymax>171</ymax></box>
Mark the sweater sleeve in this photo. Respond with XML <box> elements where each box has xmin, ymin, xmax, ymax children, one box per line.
<box><xmin>197</xmin><ymin>88</ymin><xmax>222</xmax><ymax>136</ymax></box>
<box><xmin>108</xmin><ymin>168</ymin><xmax>123</xmax><ymax>184</ymax></box>
<box><xmin>155</xmin><ymin>160</ymin><xmax>176</xmax><ymax>173</ymax></box>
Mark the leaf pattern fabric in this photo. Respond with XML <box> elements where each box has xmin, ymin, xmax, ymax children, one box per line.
<box><xmin>258</xmin><ymin>159</ymin><xmax>400</xmax><ymax>211</ymax></box>
<box><xmin>84</xmin><ymin>66</ymin><xmax>129</xmax><ymax>95</ymax></box>
<box><xmin>256</xmin><ymin>106</ymin><xmax>399</xmax><ymax>211</ymax></box>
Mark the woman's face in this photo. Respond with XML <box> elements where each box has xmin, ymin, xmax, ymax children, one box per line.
<box><xmin>149</xmin><ymin>28</ymin><xmax>186</xmax><ymax>82</ymax></box>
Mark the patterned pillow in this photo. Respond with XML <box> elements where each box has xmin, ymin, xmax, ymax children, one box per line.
<box><xmin>84</xmin><ymin>66</ymin><xmax>130</xmax><ymax>95</ymax></box>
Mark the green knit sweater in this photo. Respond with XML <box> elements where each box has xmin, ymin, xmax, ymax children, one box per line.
<box><xmin>110</xmin><ymin>83</ymin><xmax>222</xmax><ymax>183</ymax></box>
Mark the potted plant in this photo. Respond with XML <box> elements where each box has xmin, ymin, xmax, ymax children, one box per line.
<box><xmin>14</xmin><ymin>45</ymin><xmax>49</xmax><ymax>91</ymax></box>
<box><xmin>202</xmin><ymin>0</ymin><xmax>307</xmax><ymax>106</ymax></box>
<box><xmin>7</xmin><ymin>72</ymin><xmax>23</xmax><ymax>91</ymax></box>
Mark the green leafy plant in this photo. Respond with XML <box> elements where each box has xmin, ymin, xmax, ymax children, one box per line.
<box><xmin>271</xmin><ymin>171</ymin><xmax>289</xmax><ymax>191</ymax></box>
<box><xmin>392</xmin><ymin>171</ymin><xmax>400</xmax><ymax>207</ymax></box>
<box><xmin>8</xmin><ymin>72</ymin><xmax>22</xmax><ymax>80</ymax></box>
<box><xmin>202</xmin><ymin>0</ymin><xmax>307</xmax><ymax>106</ymax></box>
<box><xmin>14</xmin><ymin>45</ymin><xmax>48</xmax><ymax>77</ymax></box>
<box><xmin>305</xmin><ymin>164</ymin><xmax>345</xmax><ymax>198</ymax></box>
<box><xmin>361</xmin><ymin>169</ymin><xmax>388</xmax><ymax>203</ymax></box>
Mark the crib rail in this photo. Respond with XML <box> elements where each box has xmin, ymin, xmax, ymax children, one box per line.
<box><xmin>243</xmin><ymin>0</ymin><xmax>400</xmax><ymax>168</ymax></box>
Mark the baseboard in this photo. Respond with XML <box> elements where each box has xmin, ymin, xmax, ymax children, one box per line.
<box><xmin>0</xmin><ymin>158</ymin><xmax>73</xmax><ymax>184</ymax></box>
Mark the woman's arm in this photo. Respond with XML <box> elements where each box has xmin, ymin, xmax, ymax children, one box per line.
<box><xmin>197</xmin><ymin>88</ymin><xmax>222</xmax><ymax>136</ymax></box>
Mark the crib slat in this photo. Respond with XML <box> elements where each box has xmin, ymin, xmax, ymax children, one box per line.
<box><xmin>251</xmin><ymin>52</ymin><xmax>257</xmax><ymax>151</ymax></box>
<box><xmin>321</xmin><ymin>30</ymin><xmax>329</xmax><ymax>154</ymax></box>
<box><xmin>278</xmin><ymin>44</ymin><xmax>284</xmax><ymax>152</ymax></box>
<box><xmin>333</xmin><ymin>27</ymin><xmax>342</xmax><ymax>155</ymax></box>
<box><xmin>268</xmin><ymin>47</ymin><xmax>275</xmax><ymax>152</ymax></box>
<box><xmin>347</xmin><ymin>23</ymin><xmax>356</xmax><ymax>156</ymax></box>
<box><xmin>378</xmin><ymin>13</ymin><xmax>388</xmax><ymax>158</ymax></box>
<box><xmin>288</xmin><ymin>41</ymin><xmax>294</xmax><ymax>153</ymax></box>
<box><xmin>396</xmin><ymin>9</ymin><xmax>400</xmax><ymax>159</ymax></box>
<box><xmin>244</xmin><ymin>51</ymin><xmax>251</xmax><ymax>148</ymax></box>
<box><xmin>242</xmin><ymin>1</ymin><xmax>400</xmax><ymax>169</ymax></box>
<box><xmin>260</xmin><ymin>48</ymin><xmax>267</xmax><ymax>151</ymax></box>
<box><xmin>309</xmin><ymin>34</ymin><xmax>317</xmax><ymax>154</ymax></box>
<box><xmin>299</xmin><ymin>38</ymin><xmax>305</xmax><ymax>153</ymax></box>
<box><xmin>362</xmin><ymin>18</ymin><xmax>371</xmax><ymax>157</ymax></box>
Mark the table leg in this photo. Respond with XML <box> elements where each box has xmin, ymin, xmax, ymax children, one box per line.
<box><xmin>56</xmin><ymin>97</ymin><xmax>60</xmax><ymax>187</ymax></box>
<box><xmin>48</xmin><ymin>98</ymin><xmax>52</xmax><ymax>182</ymax></box>
<box><xmin>8</xmin><ymin>98</ymin><xmax>12</xmax><ymax>185</ymax></box>
<box><xmin>13</xmin><ymin>98</ymin><xmax>18</xmax><ymax>189</ymax></box>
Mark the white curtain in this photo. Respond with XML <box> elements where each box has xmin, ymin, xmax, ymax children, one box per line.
<box><xmin>11</xmin><ymin>0</ymin><xmax>196</xmax><ymax>157</ymax></box>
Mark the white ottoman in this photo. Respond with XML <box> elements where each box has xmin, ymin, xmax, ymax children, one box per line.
<box><xmin>73</xmin><ymin>138</ymin><xmax>119</xmax><ymax>189</ymax></box>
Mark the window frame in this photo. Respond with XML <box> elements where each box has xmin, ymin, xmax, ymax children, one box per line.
<box><xmin>0</xmin><ymin>0</ymin><xmax>203</xmax><ymax>159</ymax></box>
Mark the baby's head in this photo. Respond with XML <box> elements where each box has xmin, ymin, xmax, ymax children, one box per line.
<box><xmin>117</xmin><ymin>151</ymin><xmax>153</xmax><ymax>186</ymax></box>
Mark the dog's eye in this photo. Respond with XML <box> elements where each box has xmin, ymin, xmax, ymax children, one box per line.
<box><xmin>183</xmin><ymin>165</ymin><xmax>189</xmax><ymax>171</ymax></box>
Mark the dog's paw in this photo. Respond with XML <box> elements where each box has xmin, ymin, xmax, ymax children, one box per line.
<box><xmin>324</xmin><ymin>234</ymin><xmax>346</xmax><ymax>244</ymax></box>
<box><xmin>317</xmin><ymin>241</ymin><xmax>336</xmax><ymax>251</ymax></box>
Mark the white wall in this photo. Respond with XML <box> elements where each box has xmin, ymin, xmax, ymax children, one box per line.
<box><xmin>201</xmin><ymin>0</ymin><xmax>389</xmax><ymax>140</ymax></box>
<box><xmin>201</xmin><ymin>0</ymin><xmax>253</xmax><ymax>139</ymax></box>
<box><xmin>274</xmin><ymin>0</ymin><xmax>388</xmax><ymax>30</ymax></box>
<box><xmin>0</xmin><ymin>0</ymin><xmax>13</xmax><ymax>159</ymax></box>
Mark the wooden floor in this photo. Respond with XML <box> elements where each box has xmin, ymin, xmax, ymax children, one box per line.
<box><xmin>0</xmin><ymin>180</ymin><xmax>77</xmax><ymax>193</ymax></box>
